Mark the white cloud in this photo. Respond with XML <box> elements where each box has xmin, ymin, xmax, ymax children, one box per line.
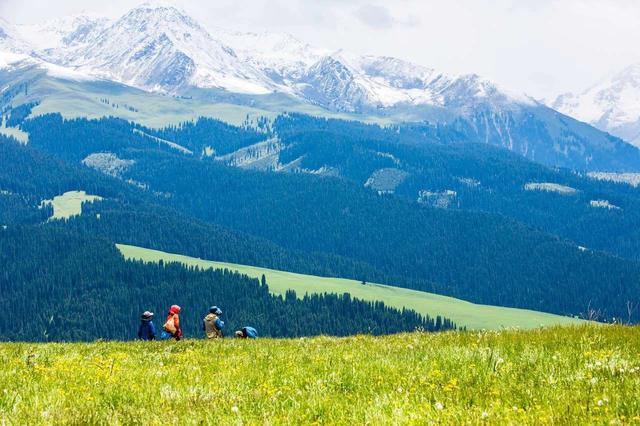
<box><xmin>2</xmin><ymin>0</ymin><xmax>640</xmax><ymax>99</ymax></box>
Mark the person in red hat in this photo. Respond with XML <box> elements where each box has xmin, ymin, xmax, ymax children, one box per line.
<box><xmin>162</xmin><ymin>305</ymin><xmax>183</xmax><ymax>341</ymax></box>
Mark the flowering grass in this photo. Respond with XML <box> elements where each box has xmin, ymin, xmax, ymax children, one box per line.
<box><xmin>1</xmin><ymin>325</ymin><xmax>638</xmax><ymax>425</ymax></box>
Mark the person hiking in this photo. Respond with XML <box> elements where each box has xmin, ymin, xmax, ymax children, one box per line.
<box><xmin>234</xmin><ymin>326</ymin><xmax>258</xmax><ymax>339</ymax></box>
<box><xmin>137</xmin><ymin>311</ymin><xmax>156</xmax><ymax>341</ymax></box>
<box><xmin>203</xmin><ymin>306</ymin><xmax>224</xmax><ymax>339</ymax></box>
<box><xmin>161</xmin><ymin>305</ymin><xmax>183</xmax><ymax>341</ymax></box>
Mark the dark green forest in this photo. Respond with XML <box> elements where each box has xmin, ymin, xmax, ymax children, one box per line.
<box><xmin>0</xmin><ymin>225</ymin><xmax>453</xmax><ymax>341</ymax></box>
<box><xmin>3</xmin><ymin>111</ymin><xmax>640</xmax><ymax>329</ymax></box>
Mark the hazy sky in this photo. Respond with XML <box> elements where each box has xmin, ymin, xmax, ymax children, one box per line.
<box><xmin>2</xmin><ymin>0</ymin><xmax>639</xmax><ymax>100</ymax></box>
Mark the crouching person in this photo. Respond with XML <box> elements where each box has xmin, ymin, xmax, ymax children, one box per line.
<box><xmin>138</xmin><ymin>311</ymin><xmax>156</xmax><ymax>340</ymax></box>
<box><xmin>235</xmin><ymin>326</ymin><xmax>258</xmax><ymax>339</ymax></box>
<box><xmin>203</xmin><ymin>306</ymin><xmax>225</xmax><ymax>339</ymax></box>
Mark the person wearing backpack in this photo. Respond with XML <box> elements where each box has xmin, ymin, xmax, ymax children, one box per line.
<box><xmin>203</xmin><ymin>306</ymin><xmax>224</xmax><ymax>339</ymax></box>
<box><xmin>137</xmin><ymin>311</ymin><xmax>156</xmax><ymax>341</ymax></box>
<box><xmin>161</xmin><ymin>305</ymin><xmax>183</xmax><ymax>341</ymax></box>
<box><xmin>234</xmin><ymin>326</ymin><xmax>258</xmax><ymax>339</ymax></box>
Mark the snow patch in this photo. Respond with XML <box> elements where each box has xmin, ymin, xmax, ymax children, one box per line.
<box><xmin>0</xmin><ymin>51</ymin><xmax>31</xmax><ymax>69</ymax></box>
<box><xmin>41</xmin><ymin>62</ymin><xmax>95</xmax><ymax>82</ymax></box>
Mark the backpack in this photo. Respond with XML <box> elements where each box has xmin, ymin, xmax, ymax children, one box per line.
<box><xmin>244</xmin><ymin>327</ymin><xmax>258</xmax><ymax>338</ymax></box>
<box><xmin>204</xmin><ymin>313</ymin><xmax>224</xmax><ymax>338</ymax></box>
<box><xmin>159</xmin><ymin>330</ymin><xmax>172</xmax><ymax>340</ymax></box>
<box><xmin>163</xmin><ymin>315</ymin><xmax>177</xmax><ymax>334</ymax></box>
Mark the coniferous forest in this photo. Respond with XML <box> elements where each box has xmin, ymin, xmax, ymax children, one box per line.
<box><xmin>1</xmin><ymin>110</ymin><xmax>640</xmax><ymax>343</ymax></box>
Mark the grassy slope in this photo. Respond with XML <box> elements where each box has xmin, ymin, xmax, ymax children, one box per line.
<box><xmin>41</xmin><ymin>190</ymin><xmax>102</xmax><ymax>220</ymax></box>
<box><xmin>117</xmin><ymin>244</ymin><xmax>584</xmax><ymax>331</ymax></box>
<box><xmin>0</xmin><ymin>115</ymin><xmax>28</xmax><ymax>143</ymax></box>
<box><xmin>14</xmin><ymin>75</ymin><xmax>393</xmax><ymax>128</ymax></box>
<box><xmin>1</xmin><ymin>326</ymin><xmax>638</xmax><ymax>424</ymax></box>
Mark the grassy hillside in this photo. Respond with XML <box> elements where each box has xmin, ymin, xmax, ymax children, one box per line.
<box><xmin>2</xmin><ymin>69</ymin><xmax>391</xmax><ymax>128</ymax></box>
<box><xmin>41</xmin><ymin>190</ymin><xmax>102</xmax><ymax>220</ymax></box>
<box><xmin>0</xmin><ymin>115</ymin><xmax>28</xmax><ymax>143</ymax></box>
<box><xmin>1</xmin><ymin>326</ymin><xmax>637</xmax><ymax>424</ymax></box>
<box><xmin>118</xmin><ymin>244</ymin><xmax>584</xmax><ymax>330</ymax></box>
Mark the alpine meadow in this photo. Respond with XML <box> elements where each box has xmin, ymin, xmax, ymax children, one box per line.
<box><xmin>1</xmin><ymin>1</ymin><xmax>640</xmax><ymax>424</ymax></box>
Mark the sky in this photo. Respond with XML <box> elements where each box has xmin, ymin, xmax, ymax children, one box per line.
<box><xmin>1</xmin><ymin>0</ymin><xmax>639</xmax><ymax>100</ymax></box>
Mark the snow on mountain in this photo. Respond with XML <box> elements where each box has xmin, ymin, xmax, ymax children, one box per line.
<box><xmin>553</xmin><ymin>63</ymin><xmax>640</xmax><ymax>147</ymax></box>
<box><xmin>0</xmin><ymin>50</ymin><xmax>94</xmax><ymax>83</ymax></box>
<box><xmin>17</xmin><ymin>14</ymin><xmax>110</xmax><ymax>51</ymax></box>
<box><xmin>214</xmin><ymin>29</ymin><xmax>535</xmax><ymax>112</ymax></box>
<box><xmin>50</xmin><ymin>3</ymin><xmax>275</xmax><ymax>94</ymax></box>
<box><xmin>3</xmin><ymin>2</ymin><xmax>638</xmax><ymax>171</ymax></box>
<box><xmin>0</xmin><ymin>51</ymin><xmax>33</xmax><ymax>70</ymax></box>
<box><xmin>216</xmin><ymin>30</ymin><xmax>327</xmax><ymax>82</ymax></box>
<box><xmin>7</xmin><ymin>3</ymin><xmax>536</xmax><ymax>111</ymax></box>
<box><xmin>0</xmin><ymin>18</ymin><xmax>32</xmax><ymax>53</ymax></box>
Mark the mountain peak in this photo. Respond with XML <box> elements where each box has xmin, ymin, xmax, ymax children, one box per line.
<box><xmin>553</xmin><ymin>62</ymin><xmax>640</xmax><ymax>147</ymax></box>
<box><xmin>3</xmin><ymin>3</ymin><xmax>533</xmax><ymax>112</ymax></box>
<box><xmin>121</xmin><ymin>2</ymin><xmax>201</xmax><ymax>29</ymax></box>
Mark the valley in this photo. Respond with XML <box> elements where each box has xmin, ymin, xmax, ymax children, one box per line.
<box><xmin>1</xmin><ymin>2</ymin><xmax>639</xmax><ymax>423</ymax></box>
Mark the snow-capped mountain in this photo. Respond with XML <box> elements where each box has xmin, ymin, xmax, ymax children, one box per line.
<box><xmin>17</xmin><ymin>14</ymin><xmax>110</xmax><ymax>51</ymax></box>
<box><xmin>46</xmin><ymin>3</ymin><xmax>277</xmax><ymax>94</ymax></box>
<box><xmin>553</xmin><ymin>63</ymin><xmax>640</xmax><ymax>147</ymax></box>
<box><xmin>0</xmin><ymin>18</ymin><xmax>32</xmax><ymax>53</ymax></box>
<box><xmin>10</xmin><ymin>3</ymin><xmax>531</xmax><ymax>110</ymax></box>
<box><xmin>3</xmin><ymin>2</ymin><xmax>640</xmax><ymax>171</ymax></box>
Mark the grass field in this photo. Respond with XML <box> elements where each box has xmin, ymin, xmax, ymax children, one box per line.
<box><xmin>0</xmin><ymin>115</ymin><xmax>29</xmax><ymax>144</ymax></box>
<box><xmin>1</xmin><ymin>325</ymin><xmax>637</xmax><ymax>424</ymax></box>
<box><xmin>41</xmin><ymin>190</ymin><xmax>102</xmax><ymax>220</ymax></box>
<box><xmin>117</xmin><ymin>244</ymin><xmax>584</xmax><ymax>331</ymax></box>
<box><xmin>19</xmin><ymin>74</ymin><xmax>392</xmax><ymax>129</ymax></box>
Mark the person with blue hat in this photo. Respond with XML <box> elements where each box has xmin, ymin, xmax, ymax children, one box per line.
<box><xmin>202</xmin><ymin>306</ymin><xmax>224</xmax><ymax>339</ymax></box>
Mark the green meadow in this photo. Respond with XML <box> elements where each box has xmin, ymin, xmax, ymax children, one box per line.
<box><xmin>1</xmin><ymin>326</ymin><xmax>637</xmax><ymax>425</ymax></box>
<box><xmin>41</xmin><ymin>190</ymin><xmax>102</xmax><ymax>220</ymax></box>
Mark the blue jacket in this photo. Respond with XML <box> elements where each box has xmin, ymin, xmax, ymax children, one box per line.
<box><xmin>138</xmin><ymin>320</ymin><xmax>156</xmax><ymax>340</ymax></box>
<box><xmin>242</xmin><ymin>326</ymin><xmax>258</xmax><ymax>338</ymax></box>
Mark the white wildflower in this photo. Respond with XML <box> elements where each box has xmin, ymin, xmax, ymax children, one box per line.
<box><xmin>435</xmin><ymin>402</ymin><xmax>444</xmax><ymax>410</ymax></box>
<box><xmin>231</xmin><ymin>406</ymin><xmax>239</xmax><ymax>413</ymax></box>
<box><xmin>481</xmin><ymin>411</ymin><xmax>489</xmax><ymax>419</ymax></box>
<box><xmin>597</xmin><ymin>400</ymin><xmax>604</xmax><ymax>407</ymax></box>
